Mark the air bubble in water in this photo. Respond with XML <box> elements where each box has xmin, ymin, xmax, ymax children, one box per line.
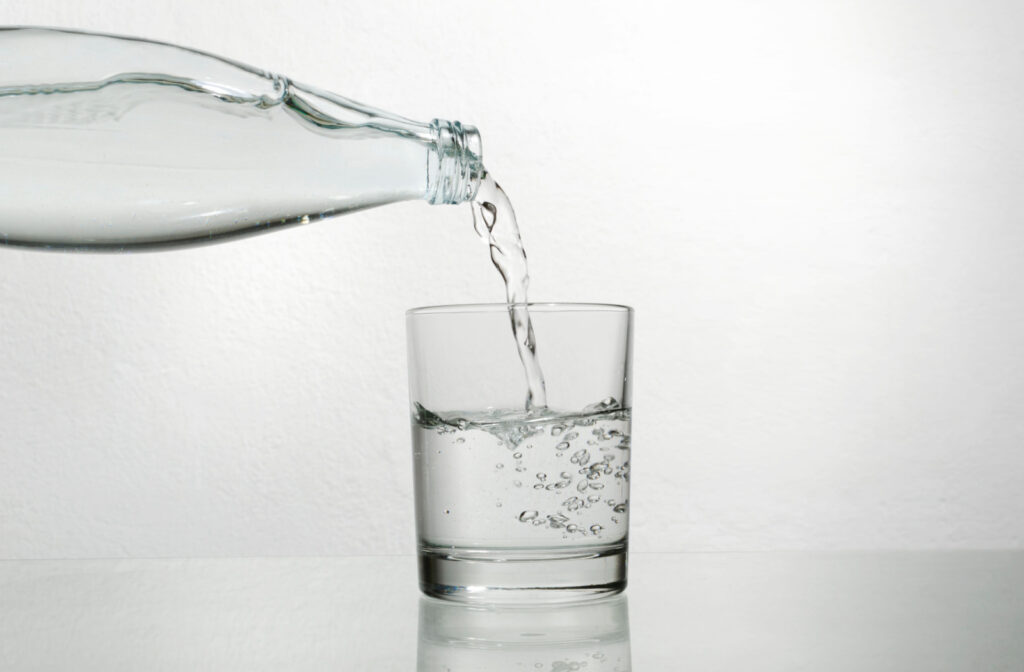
<box><xmin>455</xmin><ymin>437</ymin><xmax>465</xmax><ymax>444</ymax></box>
<box><xmin>613</xmin><ymin>503</ymin><xmax>627</xmax><ymax>513</ymax></box>
<box><xmin>590</xmin><ymin>524</ymin><xmax>603</xmax><ymax>534</ymax></box>
<box><xmin>513</xmin><ymin>480</ymin><xmax>522</xmax><ymax>487</ymax></box>
<box><xmin>556</xmin><ymin>441</ymin><xmax>570</xmax><ymax>451</ymax></box>
<box><xmin>589</xmin><ymin>482</ymin><xmax>605</xmax><ymax>490</ymax></box>
<box><xmin>513</xmin><ymin>452</ymin><xmax>522</xmax><ymax>459</ymax></box>
<box><xmin>548</xmin><ymin>513</ymin><xmax>569</xmax><ymax>528</ymax></box>
<box><xmin>536</xmin><ymin>473</ymin><xmax>547</xmax><ymax>481</ymax></box>
<box><xmin>519</xmin><ymin>510</ymin><xmax>539</xmax><ymax>522</ymax></box>
<box><xmin>577</xmin><ymin>480</ymin><xmax>589</xmax><ymax>492</ymax></box>
<box><xmin>496</xmin><ymin>463</ymin><xmax>504</xmax><ymax>469</ymax></box>
<box><xmin>584</xmin><ymin>397</ymin><xmax>619</xmax><ymax>413</ymax></box>
<box><xmin>587</xmin><ymin>494</ymin><xmax>601</xmax><ymax>503</ymax></box>
<box><xmin>564</xmin><ymin>431</ymin><xmax>579</xmax><ymax>441</ymax></box>
<box><xmin>551</xmin><ymin>424</ymin><xmax>566</xmax><ymax>436</ymax></box>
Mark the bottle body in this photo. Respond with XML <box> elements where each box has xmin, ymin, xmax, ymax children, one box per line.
<box><xmin>0</xmin><ymin>27</ymin><xmax>482</xmax><ymax>250</ymax></box>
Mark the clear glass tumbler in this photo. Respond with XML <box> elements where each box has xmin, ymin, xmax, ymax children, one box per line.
<box><xmin>407</xmin><ymin>303</ymin><xmax>634</xmax><ymax>603</ymax></box>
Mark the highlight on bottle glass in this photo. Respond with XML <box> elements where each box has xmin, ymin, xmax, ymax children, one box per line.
<box><xmin>407</xmin><ymin>303</ymin><xmax>633</xmax><ymax>603</ymax></box>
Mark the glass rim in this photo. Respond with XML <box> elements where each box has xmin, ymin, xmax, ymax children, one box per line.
<box><xmin>406</xmin><ymin>302</ymin><xmax>633</xmax><ymax>316</ymax></box>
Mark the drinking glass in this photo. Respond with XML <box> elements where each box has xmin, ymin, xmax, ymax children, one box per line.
<box><xmin>407</xmin><ymin>303</ymin><xmax>633</xmax><ymax>603</ymax></box>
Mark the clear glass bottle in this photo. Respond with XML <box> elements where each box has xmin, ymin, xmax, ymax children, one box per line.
<box><xmin>0</xmin><ymin>26</ymin><xmax>484</xmax><ymax>250</ymax></box>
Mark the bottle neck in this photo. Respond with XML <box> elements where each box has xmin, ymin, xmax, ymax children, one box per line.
<box><xmin>278</xmin><ymin>82</ymin><xmax>482</xmax><ymax>205</ymax></box>
<box><xmin>427</xmin><ymin>119</ymin><xmax>484</xmax><ymax>205</ymax></box>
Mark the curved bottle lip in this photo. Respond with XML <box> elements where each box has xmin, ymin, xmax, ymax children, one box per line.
<box><xmin>426</xmin><ymin>119</ymin><xmax>484</xmax><ymax>205</ymax></box>
<box><xmin>407</xmin><ymin>302</ymin><xmax>634</xmax><ymax>316</ymax></box>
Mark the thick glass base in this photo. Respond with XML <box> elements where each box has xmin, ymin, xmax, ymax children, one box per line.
<box><xmin>418</xmin><ymin>543</ymin><xmax>627</xmax><ymax>604</ymax></box>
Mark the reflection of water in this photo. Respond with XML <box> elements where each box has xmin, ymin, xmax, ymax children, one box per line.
<box><xmin>417</xmin><ymin>594</ymin><xmax>631</xmax><ymax>671</ymax></box>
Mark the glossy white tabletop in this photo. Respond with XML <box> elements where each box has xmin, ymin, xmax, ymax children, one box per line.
<box><xmin>1</xmin><ymin>552</ymin><xmax>1022</xmax><ymax>670</ymax></box>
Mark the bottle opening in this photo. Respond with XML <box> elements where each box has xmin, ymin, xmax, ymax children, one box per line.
<box><xmin>427</xmin><ymin>119</ymin><xmax>484</xmax><ymax>205</ymax></box>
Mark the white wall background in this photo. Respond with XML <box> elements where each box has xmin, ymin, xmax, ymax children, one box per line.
<box><xmin>2</xmin><ymin>0</ymin><xmax>1023</xmax><ymax>558</ymax></box>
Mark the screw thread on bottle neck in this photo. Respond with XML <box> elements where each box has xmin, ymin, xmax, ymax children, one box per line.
<box><xmin>427</xmin><ymin>119</ymin><xmax>484</xmax><ymax>205</ymax></box>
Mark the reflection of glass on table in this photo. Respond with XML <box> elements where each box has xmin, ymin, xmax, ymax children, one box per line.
<box><xmin>417</xmin><ymin>594</ymin><xmax>632</xmax><ymax>672</ymax></box>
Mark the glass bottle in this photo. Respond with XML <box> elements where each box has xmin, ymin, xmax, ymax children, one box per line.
<box><xmin>0</xmin><ymin>26</ymin><xmax>484</xmax><ymax>251</ymax></box>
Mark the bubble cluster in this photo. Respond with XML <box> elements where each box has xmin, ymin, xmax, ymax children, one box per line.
<box><xmin>504</xmin><ymin>406</ymin><xmax>631</xmax><ymax>539</ymax></box>
<box><xmin>551</xmin><ymin>661</ymin><xmax>587</xmax><ymax>672</ymax></box>
<box><xmin>417</xmin><ymin>401</ymin><xmax>630</xmax><ymax>543</ymax></box>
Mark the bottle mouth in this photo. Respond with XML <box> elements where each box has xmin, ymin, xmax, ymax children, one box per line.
<box><xmin>427</xmin><ymin>119</ymin><xmax>484</xmax><ymax>205</ymax></box>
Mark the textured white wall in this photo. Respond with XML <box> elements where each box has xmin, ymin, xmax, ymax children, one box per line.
<box><xmin>1</xmin><ymin>0</ymin><xmax>1023</xmax><ymax>558</ymax></box>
